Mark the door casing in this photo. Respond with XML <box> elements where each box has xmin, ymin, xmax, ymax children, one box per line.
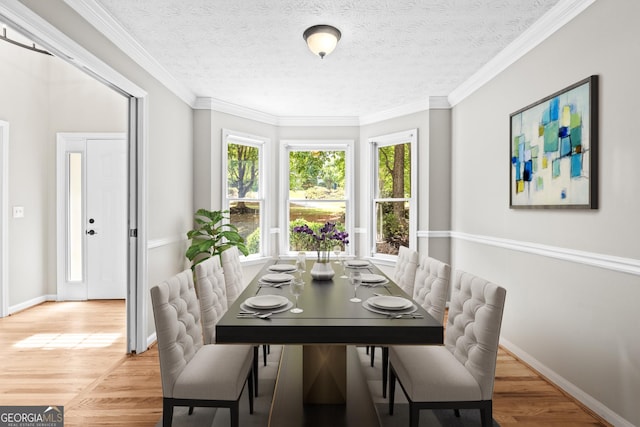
<box><xmin>56</xmin><ymin>133</ymin><xmax>127</xmax><ymax>301</ymax></box>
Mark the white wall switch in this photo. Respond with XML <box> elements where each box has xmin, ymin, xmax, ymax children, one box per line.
<box><xmin>13</xmin><ymin>206</ymin><xmax>24</xmax><ymax>218</ymax></box>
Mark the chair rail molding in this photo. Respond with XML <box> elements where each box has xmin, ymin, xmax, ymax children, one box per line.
<box><xmin>147</xmin><ymin>233</ymin><xmax>187</xmax><ymax>250</ymax></box>
<box><xmin>419</xmin><ymin>230</ymin><xmax>640</xmax><ymax>277</ymax></box>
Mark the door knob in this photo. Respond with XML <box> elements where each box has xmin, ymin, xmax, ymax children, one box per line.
<box><xmin>86</xmin><ymin>229</ymin><xmax>97</xmax><ymax>236</ymax></box>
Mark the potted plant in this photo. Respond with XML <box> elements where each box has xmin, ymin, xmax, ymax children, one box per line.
<box><xmin>186</xmin><ymin>208</ymin><xmax>248</xmax><ymax>269</ymax></box>
<box><xmin>292</xmin><ymin>221</ymin><xmax>349</xmax><ymax>280</ymax></box>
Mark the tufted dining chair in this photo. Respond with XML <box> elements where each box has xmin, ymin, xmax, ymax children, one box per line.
<box><xmin>220</xmin><ymin>246</ymin><xmax>246</xmax><ymax>307</ymax></box>
<box><xmin>220</xmin><ymin>246</ymin><xmax>271</xmax><ymax>369</ymax></box>
<box><xmin>388</xmin><ymin>270</ymin><xmax>506</xmax><ymax>427</ymax></box>
<box><xmin>150</xmin><ymin>268</ymin><xmax>254</xmax><ymax>427</ymax></box>
<box><xmin>368</xmin><ymin>246</ymin><xmax>420</xmax><ymax>369</ymax></box>
<box><xmin>392</xmin><ymin>246</ymin><xmax>419</xmax><ymax>296</ymax></box>
<box><xmin>379</xmin><ymin>255</ymin><xmax>451</xmax><ymax>398</ymax></box>
<box><xmin>194</xmin><ymin>255</ymin><xmax>262</xmax><ymax>397</ymax></box>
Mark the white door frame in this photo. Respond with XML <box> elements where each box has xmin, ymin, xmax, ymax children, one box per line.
<box><xmin>0</xmin><ymin>3</ymin><xmax>149</xmax><ymax>353</ymax></box>
<box><xmin>0</xmin><ymin>121</ymin><xmax>9</xmax><ymax>318</ymax></box>
<box><xmin>56</xmin><ymin>132</ymin><xmax>127</xmax><ymax>301</ymax></box>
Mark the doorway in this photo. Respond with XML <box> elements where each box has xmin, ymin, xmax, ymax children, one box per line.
<box><xmin>0</xmin><ymin>1</ymin><xmax>148</xmax><ymax>353</ymax></box>
<box><xmin>56</xmin><ymin>133</ymin><xmax>128</xmax><ymax>301</ymax></box>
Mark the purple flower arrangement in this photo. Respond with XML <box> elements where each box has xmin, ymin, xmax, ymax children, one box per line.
<box><xmin>292</xmin><ymin>222</ymin><xmax>349</xmax><ymax>262</ymax></box>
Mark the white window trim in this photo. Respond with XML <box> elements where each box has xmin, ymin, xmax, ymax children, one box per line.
<box><xmin>368</xmin><ymin>129</ymin><xmax>418</xmax><ymax>260</ymax></box>
<box><xmin>279</xmin><ymin>139</ymin><xmax>354</xmax><ymax>257</ymax></box>
<box><xmin>222</xmin><ymin>129</ymin><xmax>269</xmax><ymax>259</ymax></box>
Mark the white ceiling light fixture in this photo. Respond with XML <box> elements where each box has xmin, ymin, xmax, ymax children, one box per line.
<box><xmin>303</xmin><ymin>25</ymin><xmax>341</xmax><ymax>59</ymax></box>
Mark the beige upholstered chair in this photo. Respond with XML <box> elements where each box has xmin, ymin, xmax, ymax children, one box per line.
<box><xmin>150</xmin><ymin>269</ymin><xmax>254</xmax><ymax>427</ymax></box>
<box><xmin>380</xmin><ymin>255</ymin><xmax>451</xmax><ymax>397</ymax></box>
<box><xmin>220</xmin><ymin>247</ymin><xmax>270</xmax><ymax>368</ymax></box>
<box><xmin>412</xmin><ymin>256</ymin><xmax>451</xmax><ymax>324</ymax></box>
<box><xmin>194</xmin><ymin>256</ymin><xmax>228</xmax><ymax>345</ymax></box>
<box><xmin>388</xmin><ymin>270</ymin><xmax>506</xmax><ymax>427</ymax></box>
<box><xmin>220</xmin><ymin>246</ymin><xmax>246</xmax><ymax>307</ymax></box>
<box><xmin>194</xmin><ymin>256</ymin><xmax>261</xmax><ymax>397</ymax></box>
<box><xmin>368</xmin><ymin>246</ymin><xmax>420</xmax><ymax>368</ymax></box>
<box><xmin>392</xmin><ymin>246</ymin><xmax>419</xmax><ymax>295</ymax></box>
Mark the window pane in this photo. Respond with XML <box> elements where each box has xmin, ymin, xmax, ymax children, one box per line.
<box><xmin>68</xmin><ymin>153</ymin><xmax>83</xmax><ymax>282</ymax></box>
<box><xmin>289</xmin><ymin>150</ymin><xmax>345</xmax><ymax>200</ymax></box>
<box><xmin>227</xmin><ymin>143</ymin><xmax>259</xmax><ymax>199</ymax></box>
<box><xmin>289</xmin><ymin>201</ymin><xmax>346</xmax><ymax>251</ymax></box>
<box><xmin>374</xmin><ymin>201</ymin><xmax>409</xmax><ymax>255</ymax></box>
<box><xmin>377</xmin><ymin>143</ymin><xmax>411</xmax><ymax>198</ymax></box>
<box><xmin>229</xmin><ymin>201</ymin><xmax>261</xmax><ymax>255</ymax></box>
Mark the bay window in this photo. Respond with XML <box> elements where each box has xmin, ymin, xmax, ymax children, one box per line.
<box><xmin>281</xmin><ymin>140</ymin><xmax>353</xmax><ymax>255</ymax></box>
<box><xmin>222</xmin><ymin>129</ymin><xmax>268</xmax><ymax>257</ymax></box>
<box><xmin>370</xmin><ymin>129</ymin><xmax>417</xmax><ymax>258</ymax></box>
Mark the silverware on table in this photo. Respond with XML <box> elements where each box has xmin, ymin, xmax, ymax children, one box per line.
<box><xmin>237</xmin><ymin>311</ymin><xmax>273</xmax><ymax>319</ymax></box>
<box><xmin>387</xmin><ymin>313</ymin><xmax>423</xmax><ymax>319</ymax></box>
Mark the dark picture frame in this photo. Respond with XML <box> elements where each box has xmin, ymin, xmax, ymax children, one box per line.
<box><xmin>510</xmin><ymin>75</ymin><xmax>598</xmax><ymax>209</ymax></box>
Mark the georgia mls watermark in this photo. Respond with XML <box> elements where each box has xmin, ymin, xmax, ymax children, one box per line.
<box><xmin>0</xmin><ymin>406</ymin><xmax>63</xmax><ymax>427</ymax></box>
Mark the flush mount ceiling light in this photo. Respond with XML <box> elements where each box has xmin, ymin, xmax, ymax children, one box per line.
<box><xmin>303</xmin><ymin>25</ymin><xmax>341</xmax><ymax>59</ymax></box>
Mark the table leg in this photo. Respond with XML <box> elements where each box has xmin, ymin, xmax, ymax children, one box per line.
<box><xmin>303</xmin><ymin>345</ymin><xmax>347</xmax><ymax>404</ymax></box>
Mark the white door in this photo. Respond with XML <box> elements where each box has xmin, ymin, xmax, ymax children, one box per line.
<box><xmin>86</xmin><ymin>139</ymin><xmax>127</xmax><ymax>299</ymax></box>
<box><xmin>57</xmin><ymin>134</ymin><xmax>127</xmax><ymax>300</ymax></box>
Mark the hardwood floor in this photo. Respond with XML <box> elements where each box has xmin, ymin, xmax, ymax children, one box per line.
<box><xmin>0</xmin><ymin>300</ymin><xmax>610</xmax><ymax>426</ymax></box>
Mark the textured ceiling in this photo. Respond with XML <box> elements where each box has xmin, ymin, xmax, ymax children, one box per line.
<box><xmin>94</xmin><ymin>0</ymin><xmax>560</xmax><ymax>118</ymax></box>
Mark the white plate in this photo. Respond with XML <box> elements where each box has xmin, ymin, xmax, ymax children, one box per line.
<box><xmin>368</xmin><ymin>295</ymin><xmax>413</xmax><ymax>310</ymax></box>
<box><xmin>267</xmin><ymin>264</ymin><xmax>297</xmax><ymax>273</ymax></box>
<box><xmin>362</xmin><ymin>300</ymin><xmax>417</xmax><ymax>316</ymax></box>
<box><xmin>261</xmin><ymin>273</ymin><xmax>295</xmax><ymax>283</ymax></box>
<box><xmin>345</xmin><ymin>260</ymin><xmax>370</xmax><ymax>267</ymax></box>
<box><xmin>360</xmin><ymin>273</ymin><xmax>387</xmax><ymax>283</ymax></box>
<box><xmin>244</xmin><ymin>295</ymin><xmax>289</xmax><ymax>309</ymax></box>
<box><xmin>240</xmin><ymin>300</ymin><xmax>293</xmax><ymax>314</ymax></box>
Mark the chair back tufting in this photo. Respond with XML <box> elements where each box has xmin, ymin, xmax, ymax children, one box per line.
<box><xmin>392</xmin><ymin>246</ymin><xmax>419</xmax><ymax>296</ymax></box>
<box><xmin>221</xmin><ymin>246</ymin><xmax>246</xmax><ymax>307</ymax></box>
<box><xmin>195</xmin><ymin>256</ymin><xmax>228</xmax><ymax>344</ymax></box>
<box><xmin>445</xmin><ymin>270</ymin><xmax>506</xmax><ymax>400</ymax></box>
<box><xmin>150</xmin><ymin>269</ymin><xmax>204</xmax><ymax>398</ymax></box>
<box><xmin>412</xmin><ymin>256</ymin><xmax>450</xmax><ymax>324</ymax></box>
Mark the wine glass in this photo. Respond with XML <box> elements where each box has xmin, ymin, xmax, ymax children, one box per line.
<box><xmin>296</xmin><ymin>251</ymin><xmax>306</xmax><ymax>274</ymax></box>
<box><xmin>349</xmin><ymin>270</ymin><xmax>362</xmax><ymax>303</ymax></box>
<box><xmin>339</xmin><ymin>255</ymin><xmax>348</xmax><ymax>279</ymax></box>
<box><xmin>290</xmin><ymin>278</ymin><xmax>304</xmax><ymax>313</ymax></box>
<box><xmin>333</xmin><ymin>245</ymin><xmax>341</xmax><ymax>263</ymax></box>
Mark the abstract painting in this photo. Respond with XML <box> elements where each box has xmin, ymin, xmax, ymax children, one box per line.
<box><xmin>510</xmin><ymin>75</ymin><xmax>598</xmax><ymax>208</ymax></box>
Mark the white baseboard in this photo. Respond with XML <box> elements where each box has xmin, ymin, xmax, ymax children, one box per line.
<box><xmin>500</xmin><ymin>337</ymin><xmax>635</xmax><ymax>427</ymax></box>
<box><xmin>8</xmin><ymin>294</ymin><xmax>57</xmax><ymax>315</ymax></box>
<box><xmin>146</xmin><ymin>332</ymin><xmax>157</xmax><ymax>350</ymax></box>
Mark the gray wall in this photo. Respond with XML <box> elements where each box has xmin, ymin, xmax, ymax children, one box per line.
<box><xmin>0</xmin><ymin>34</ymin><xmax>127</xmax><ymax>306</ymax></box>
<box><xmin>450</xmin><ymin>0</ymin><xmax>639</xmax><ymax>425</ymax></box>
<box><xmin>20</xmin><ymin>0</ymin><xmax>195</xmax><ymax>338</ymax></box>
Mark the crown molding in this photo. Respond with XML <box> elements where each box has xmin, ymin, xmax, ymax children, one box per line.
<box><xmin>428</xmin><ymin>96</ymin><xmax>451</xmax><ymax>110</ymax></box>
<box><xmin>195</xmin><ymin>97</ymin><xmax>361</xmax><ymax>127</ymax></box>
<box><xmin>279</xmin><ymin>116</ymin><xmax>360</xmax><ymax>127</ymax></box>
<box><xmin>359</xmin><ymin>99</ymin><xmax>431</xmax><ymax>125</ymax></box>
<box><xmin>63</xmin><ymin>0</ymin><xmax>195</xmax><ymax>105</ymax></box>
<box><xmin>195</xmin><ymin>97</ymin><xmax>279</xmax><ymax>125</ymax></box>
<box><xmin>63</xmin><ymin>0</ymin><xmax>591</xmax><ymax>123</ymax></box>
<box><xmin>447</xmin><ymin>0</ymin><xmax>596</xmax><ymax>106</ymax></box>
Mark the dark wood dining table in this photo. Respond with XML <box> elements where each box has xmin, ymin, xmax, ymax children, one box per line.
<box><xmin>216</xmin><ymin>258</ymin><xmax>444</xmax><ymax>425</ymax></box>
<box><xmin>216</xmin><ymin>258</ymin><xmax>443</xmax><ymax>346</ymax></box>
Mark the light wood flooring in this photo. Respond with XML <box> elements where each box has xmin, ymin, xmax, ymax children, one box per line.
<box><xmin>0</xmin><ymin>300</ymin><xmax>610</xmax><ymax>426</ymax></box>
